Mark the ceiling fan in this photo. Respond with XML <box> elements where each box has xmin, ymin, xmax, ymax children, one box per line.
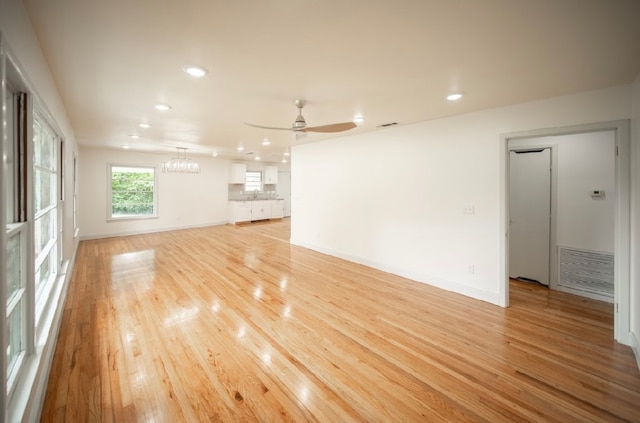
<box><xmin>245</xmin><ymin>99</ymin><xmax>357</xmax><ymax>134</ymax></box>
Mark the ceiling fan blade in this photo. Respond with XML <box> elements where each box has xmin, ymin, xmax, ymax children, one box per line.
<box><xmin>244</xmin><ymin>122</ymin><xmax>293</xmax><ymax>131</ymax></box>
<box><xmin>302</xmin><ymin>122</ymin><xmax>357</xmax><ymax>133</ymax></box>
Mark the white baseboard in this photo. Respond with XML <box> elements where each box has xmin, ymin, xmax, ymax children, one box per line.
<box><xmin>80</xmin><ymin>220</ymin><xmax>229</xmax><ymax>240</ymax></box>
<box><xmin>290</xmin><ymin>238</ymin><xmax>501</xmax><ymax>307</ymax></box>
<box><xmin>630</xmin><ymin>332</ymin><xmax>640</xmax><ymax>372</ymax></box>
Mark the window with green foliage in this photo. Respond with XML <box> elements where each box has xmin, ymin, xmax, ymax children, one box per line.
<box><xmin>109</xmin><ymin>165</ymin><xmax>157</xmax><ymax>219</ymax></box>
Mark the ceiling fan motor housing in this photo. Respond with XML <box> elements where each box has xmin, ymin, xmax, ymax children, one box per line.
<box><xmin>293</xmin><ymin>114</ymin><xmax>307</xmax><ymax>130</ymax></box>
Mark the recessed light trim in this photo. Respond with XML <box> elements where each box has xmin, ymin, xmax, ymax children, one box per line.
<box><xmin>237</xmin><ymin>145</ymin><xmax>245</xmax><ymax>151</ymax></box>
<box><xmin>138</xmin><ymin>123</ymin><xmax>151</xmax><ymax>129</ymax></box>
<box><xmin>122</xmin><ymin>145</ymin><xmax>130</xmax><ymax>149</ymax></box>
<box><xmin>128</xmin><ymin>134</ymin><xmax>140</xmax><ymax>139</ymax></box>
<box><xmin>262</xmin><ymin>138</ymin><xmax>271</xmax><ymax>146</ymax></box>
<box><xmin>284</xmin><ymin>151</ymin><xmax>290</xmax><ymax>156</ymax></box>
<box><xmin>446</xmin><ymin>93</ymin><xmax>463</xmax><ymax>101</ymax></box>
<box><xmin>281</xmin><ymin>159</ymin><xmax>287</xmax><ymax>163</ymax></box>
<box><xmin>212</xmin><ymin>152</ymin><xmax>218</xmax><ymax>157</ymax></box>
<box><xmin>353</xmin><ymin>115</ymin><xmax>365</xmax><ymax>125</ymax></box>
<box><xmin>254</xmin><ymin>156</ymin><xmax>261</xmax><ymax>161</ymax></box>
<box><xmin>154</xmin><ymin>103</ymin><xmax>172</xmax><ymax>111</ymax></box>
<box><xmin>183</xmin><ymin>65</ymin><xmax>208</xmax><ymax>77</ymax></box>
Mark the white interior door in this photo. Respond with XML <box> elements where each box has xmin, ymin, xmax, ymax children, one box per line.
<box><xmin>509</xmin><ymin>148</ymin><xmax>551</xmax><ymax>285</ymax></box>
<box><xmin>276</xmin><ymin>171</ymin><xmax>291</xmax><ymax>217</ymax></box>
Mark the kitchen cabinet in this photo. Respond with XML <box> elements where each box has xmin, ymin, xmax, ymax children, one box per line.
<box><xmin>229</xmin><ymin>200</ymin><xmax>284</xmax><ymax>224</ymax></box>
<box><xmin>271</xmin><ymin>199</ymin><xmax>284</xmax><ymax>219</ymax></box>
<box><xmin>251</xmin><ymin>201</ymin><xmax>271</xmax><ymax>221</ymax></box>
<box><xmin>264</xmin><ymin>165</ymin><xmax>278</xmax><ymax>184</ymax></box>
<box><xmin>229</xmin><ymin>163</ymin><xmax>247</xmax><ymax>184</ymax></box>
<box><xmin>229</xmin><ymin>201</ymin><xmax>252</xmax><ymax>223</ymax></box>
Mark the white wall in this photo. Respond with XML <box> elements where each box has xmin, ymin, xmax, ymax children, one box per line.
<box><xmin>79</xmin><ymin>147</ymin><xmax>231</xmax><ymax>239</ymax></box>
<box><xmin>632</xmin><ymin>74</ymin><xmax>640</xmax><ymax>365</ymax></box>
<box><xmin>511</xmin><ymin>131</ymin><xmax>616</xmax><ymax>253</ymax></box>
<box><xmin>291</xmin><ymin>85</ymin><xmax>632</xmax><ymax>306</ymax></box>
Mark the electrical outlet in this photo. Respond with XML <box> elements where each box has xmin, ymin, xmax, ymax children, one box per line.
<box><xmin>463</xmin><ymin>205</ymin><xmax>475</xmax><ymax>214</ymax></box>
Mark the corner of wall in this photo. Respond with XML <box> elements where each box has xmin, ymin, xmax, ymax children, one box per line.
<box><xmin>631</xmin><ymin>73</ymin><xmax>640</xmax><ymax>364</ymax></box>
<box><xmin>630</xmin><ymin>331</ymin><xmax>640</xmax><ymax>372</ymax></box>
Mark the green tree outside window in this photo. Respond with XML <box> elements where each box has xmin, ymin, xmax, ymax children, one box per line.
<box><xmin>110</xmin><ymin>166</ymin><xmax>156</xmax><ymax>217</ymax></box>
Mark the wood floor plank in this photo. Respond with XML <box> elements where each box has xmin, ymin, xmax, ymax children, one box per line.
<box><xmin>41</xmin><ymin>219</ymin><xmax>640</xmax><ymax>422</ymax></box>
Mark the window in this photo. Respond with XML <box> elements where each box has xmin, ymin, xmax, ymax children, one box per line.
<box><xmin>6</xmin><ymin>227</ymin><xmax>26</xmax><ymax>388</ymax></box>
<box><xmin>109</xmin><ymin>165</ymin><xmax>157</xmax><ymax>219</ymax></box>
<box><xmin>3</xmin><ymin>41</ymin><xmax>70</xmax><ymax>420</ymax></box>
<box><xmin>73</xmin><ymin>155</ymin><xmax>78</xmax><ymax>236</ymax></box>
<box><xmin>33</xmin><ymin>113</ymin><xmax>59</xmax><ymax>322</ymax></box>
<box><xmin>245</xmin><ymin>171</ymin><xmax>262</xmax><ymax>192</ymax></box>
<box><xmin>5</xmin><ymin>89</ymin><xmax>28</xmax><ymax>397</ymax></box>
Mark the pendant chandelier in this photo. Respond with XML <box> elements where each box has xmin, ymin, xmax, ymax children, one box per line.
<box><xmin>162</xmin><ymin>147</ymin><xmax>201</xmax><ymax>174</ymax></box>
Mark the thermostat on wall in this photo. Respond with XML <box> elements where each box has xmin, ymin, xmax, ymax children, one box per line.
<box><xmin>590</xmin><ymin>190</ymin><xmax>605</xmax><ymax>198</ymax></box>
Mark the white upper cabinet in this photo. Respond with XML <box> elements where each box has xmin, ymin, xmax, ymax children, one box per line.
<box><xmin>264</xmin><ymin>165</ymin><xmax>278</xmax><ymax>184</ymax></box>
<box><xmin>229</xmin><ymin>163</ymin><xmax>247</xmax><ymax>184</ymax></box>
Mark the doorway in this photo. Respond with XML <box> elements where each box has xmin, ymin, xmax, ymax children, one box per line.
<box><xmin>501</xmin><ymin>120</ymin><xmax>630</xmax><ymax>345</ymax></box>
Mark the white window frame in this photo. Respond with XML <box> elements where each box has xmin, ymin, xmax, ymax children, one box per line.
<box><xmin>245</xmin><ymin>170</ymin><xmax>262</xmax><ymax>192</ymax></box>
<box><xmin>73</xmin><ymin>154</ymin><xmax>79</xmax><ymax>237</ymax></box>
<box><xmin>5</xmin><ymin>223</ymin><xmax>27</xmax><ymax>396</ymax></box>
<box><xmin>33</xmin><ymin>111</ymin><xmax>59</xmax><ymax>329</ymax></box>
<box><xmin>107</xmin><ymin>164</ymin><xmax>158</xmax><ymax>221</ymax></box>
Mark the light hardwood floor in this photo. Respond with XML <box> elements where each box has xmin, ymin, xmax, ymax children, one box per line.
<box><xmin>42</xmin><ymin>219</ymin><xmax>640</xmax><ymax>422</ymax></box>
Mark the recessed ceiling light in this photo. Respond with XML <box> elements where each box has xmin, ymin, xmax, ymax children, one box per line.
<box><xmin>183</xmin><ymin>65</ymin><xmax>208</xmax><ymax>77</ymax></box>
<box><xmin>128</xmin><ymin>134</ymin><xmax>140</xmax><ymax>139</ymax></box>
<box><xmin>446</xmin><ymin>93</ymin><xmax>463</xmax><ymax>101</ymax></box>
<box><xmin>255</xmin><ymin>156</ymin><xmax>261</xmax><ymax>161</ymax></box>
<box><xmin>237</xmin><ymin>145</ymin><xmax>245</xmax><ymax>151</ymax></box>
<box><xmin>138</xmin><ymin>123</ymin><xmax>151</xmax><ymax>129</ymax></box>
<box><xmin>154</xmin><ymin>103</ymin><xmax>171</xmax><ymax>111</ymax></box>
<box><xmin>212</xmin><ymin>152</ymin><xmax>218</xmax><ymax>157</ymax></box>
<box><xmin>262</xmin><ymin>138</ymin><xmax>271</xmax><ymax>146</ymax></box>
<box><xmin>122</xmin><ymin>145</ymin><xmax>130</xmax><ymax>149</ymax></box>
<box><xmin>284</xmin><ymin>151</ymin><xmax>290</xmax><ymax>156</ymax></box>
<box><xmin>353</xmin><ymin>115</ymin><xmax>365</xmax><ymax>125</ymax></box>
<box><xmin>281</xmin><ymin>159</ymin><xmax>287</xmax><ymax>163</ymax></box>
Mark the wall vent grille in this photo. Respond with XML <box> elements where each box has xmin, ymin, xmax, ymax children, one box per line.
<box><xmin>558</xmin><ymin>246</ymin><xmax>613</xmax><ymax>297</ymax></box>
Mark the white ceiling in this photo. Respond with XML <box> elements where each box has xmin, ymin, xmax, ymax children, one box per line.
<box><xmin>23</xmin><ymin>0</ymin><xmax>640</xmax><ymax>162</ymax></box>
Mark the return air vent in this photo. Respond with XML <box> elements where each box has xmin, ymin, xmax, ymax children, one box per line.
<box><xmin>558</xmin><ymin>246</ymin><xmax>613</xmax><ymax>297</ymax></box>
<box><xmin>376</xmin><ymin>122</ymin><xmax>398</xmax><ymax>128</ymax></box>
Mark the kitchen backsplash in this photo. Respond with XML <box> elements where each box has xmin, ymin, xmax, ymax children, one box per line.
<box><xmin>228</xmin><ymin>184</ymin><xmax>278</xmax><ymax>200</ymax></box>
